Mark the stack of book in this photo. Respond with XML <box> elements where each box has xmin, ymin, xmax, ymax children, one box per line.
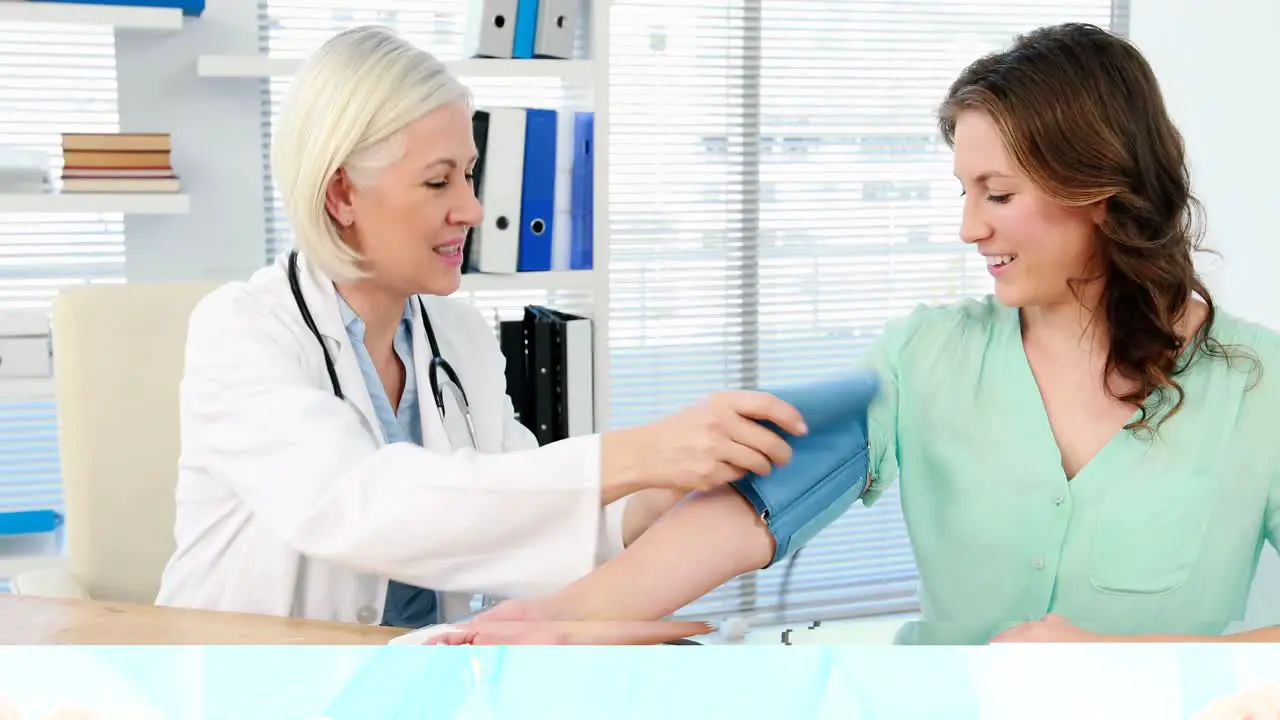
<box><xmin>59</xmin><ymin>133</ymin><xmax>179</xmax><ymax>194</ymax></box>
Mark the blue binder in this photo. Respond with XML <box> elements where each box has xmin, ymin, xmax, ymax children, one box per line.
<box><xmin>0</xmin><ymin>510</ymin><xmax>62</xmax><ymax>536</ymax></box>
<box><xmin>730</xmin><ymin>370</ymin><xmax>881</xmax><ymax>565</ymax></box>
<box><xmin>569</xmin><ymin>111</ymin><xmax>594</xmax><ymax>271</ymax></box>
<box><xmin>35</xmin><ymin>0</ymin><xmax>205</xmax><ymax>16</ymax></box>
<box><xmin>512</xmin><ymin>0</ymin><xmax>541</xmax><ymax>59</ymax></box>
<box><xmin>517</xmin><ymin>108</ymin><xmax>556</xmax><ymax>272</ymax></box>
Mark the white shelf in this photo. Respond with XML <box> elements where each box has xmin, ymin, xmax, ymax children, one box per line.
<box><xmin>197</xmin><ymin>54</ymin><xmax>594</xmax><ymax>81</ymax></box>
<box><xmin>196</xmin><ymin>54</ymin><xmax>299</xmax><ymax>78</ymax></box>
<box><xmin>458</xmin><ymin>269</ymin><xmax>595</xmax><ymax>294</ymax></box>
<box><xmin>0</xmin><ymin>553</ymin><xmax>65</xmax><ymax>580</ymax></box>
<box><xmin>0</xmin><ymin>378</ymin><xmax>53</xmax><ymax>401</ymax></box>
<box><xmin>0</xmin><ymin>1</ymin><xmax>183</xmax><ymax>30</ymax></box>
<box><xmin>0</xmin><ymin>192</ymin><xmax>190</xmax><ymax>215</ymax></box>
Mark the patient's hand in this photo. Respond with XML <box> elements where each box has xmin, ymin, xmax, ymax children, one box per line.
<box><xmin>423</xmin><ymin>620</ymin><xmax>713</xmax><ymax>646</ymax></box>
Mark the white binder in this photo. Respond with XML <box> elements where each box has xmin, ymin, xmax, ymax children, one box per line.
<box><xmin>463</xmin><ymin>0</ymin><xmax>518</xmax><ymax>59</ymax></box>
<box><xmin>551</xmin><ymin>109</ymin><xmax>576</xmax><ymax>270</ymax></box>
<box><xmin>534</xmin><ymin>0</ymin><xmax>579</xmax><ymax>60</ymax></box>
<box><xmin>561</xmin><ymin>313</ymin><xmax>594</xmax><ymax>436</ymax></box>
<box><xmin>470</xmin><ymin>107</ymin><xmax>525</xmax><ymax>274</ymax></box>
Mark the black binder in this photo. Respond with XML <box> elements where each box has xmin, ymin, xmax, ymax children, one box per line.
<box><xmin>462</xmin><ymin>109</ymin><xmax>490</xmax><ymax>274</ymax></box>
<box><xmin>539</xmin><ymin>307</ymin><xmax>593</xmax><ymax>440</ymax></box>
<box><xmin>525</xmin><ymin>306</ymin><xmax>558</xmax><ymax>445</ymax></box>
<box><xmin>499</xmin><ymin>305</ymin><xmax>594</xmax><ymax>445</ymax></box>
<box><xmin>498</xmin><ymin>319</ymin><xmax>527</xmax><ymax>425</ymax></box>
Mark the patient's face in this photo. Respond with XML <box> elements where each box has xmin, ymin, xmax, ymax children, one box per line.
<box><xmin>339</xmin><ymin>101</ymin><xmax>483</xmax><ymax>297</ymax></box>
<box><xmin>951</xmin><ymin>109</ymin><xmax>1103</xmax><ymax>310</ymax></box>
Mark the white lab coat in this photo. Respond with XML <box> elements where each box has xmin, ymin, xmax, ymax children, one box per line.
<box><xmin>154</xmin><ymin>251</ymin><xmax>628</xmax><ymax>625</ymax></box>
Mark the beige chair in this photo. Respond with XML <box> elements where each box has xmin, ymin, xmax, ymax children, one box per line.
<box><xmin>13</xmin><ymin>281</ymin><xmax>220</xmax><ymax>603</ymax></box>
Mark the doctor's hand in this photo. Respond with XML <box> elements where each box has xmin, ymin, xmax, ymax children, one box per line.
<box><xmin>421</xmin><ymin>619</ymin><xmax>714</xmax><ymax>646</ymax></box>
<box><xmin>602</xmin><ymin>390</ymin><xmax>807</xmax><ymax>499</ymax></box>
<box><xmin>470</xmin><ymin>596</ymin><xmax>559</xmax><ymax>622</ymax></box>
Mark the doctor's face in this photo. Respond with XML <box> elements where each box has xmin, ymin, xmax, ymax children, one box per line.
<box><xmin>340</xmin><ymin>101</ymin><xmax>483</xmax><ymax>297</ymax></box>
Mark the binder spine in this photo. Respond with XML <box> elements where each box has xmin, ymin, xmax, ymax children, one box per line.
<box><xmin>512</xmin><ymin>0</ymin><xmax>541</xmax><ymax>59</ymax></box>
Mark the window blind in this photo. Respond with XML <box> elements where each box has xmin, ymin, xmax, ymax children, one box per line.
<box><xmin>608</xmin><ymin>0</ymin><xmax>1121</xmax><ymax>625</ymax></box>
<box><xmin>0</xmin><ymin>22</ymin><xmax>124</xmax><ymax>518</ymax></box>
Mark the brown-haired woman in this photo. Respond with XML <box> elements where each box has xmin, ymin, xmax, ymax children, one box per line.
<box><xmin>445</xmin><ymin>23</ymin><xmax>1280</xmax><ymax>645</ymax></box>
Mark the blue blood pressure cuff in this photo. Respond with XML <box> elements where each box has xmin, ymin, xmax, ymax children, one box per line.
<box><xmin>730</xmin><ymin>370</ymin><xmax>880</xmax><ymax>567</ymax></box>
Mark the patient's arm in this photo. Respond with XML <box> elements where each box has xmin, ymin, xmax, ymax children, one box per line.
<box><xmin>513</xmin><ymin>371</ymin><xmax>880</xmax><ymax>621</ymax></box>
<box><xmin>549</xmin><ymin>486</ymin><xmax>775</xmax><ymax>621</ymax></box>
<box><xmin>485</xmin><ymin>370</ymin><xmax>883</xmax><ymax>623</ymax></box>
<box><xmin>621</xmin><ymin>488</ymin><xmax>688</xmax><ymax>547</ymax></box>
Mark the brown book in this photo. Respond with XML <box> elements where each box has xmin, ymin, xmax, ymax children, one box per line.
<box><xmin>61</xmin><ymin>133</ymin><xmax>171</xmax><ymax>153</ymax></box>
<box><xmin>62</xmin><ymin>150</ymin><xmax>172</xmax><ymax>169</ymax></box>
<box><xmin>61</xmin><ymin>177</ymin><xmax>181</xmax><ymax>193</ymax></box>
<box><xmin>61</xmin><ymin>168</ymin><xmax>176</xmax><ymax>179</ymax></box>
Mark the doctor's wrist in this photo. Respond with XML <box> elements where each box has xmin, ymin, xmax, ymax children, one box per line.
<box><xmin>600</xmin><ymin>427</ymin><xmax>653</xmax><ymax>504</ymax></box>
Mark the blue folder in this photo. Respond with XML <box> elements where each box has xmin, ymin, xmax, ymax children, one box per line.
<box><xmin>0</xmin><ymin>510</ymin><xmax>63</xmax><ymax>536</ymax></box>
<box><xmin>569</xmin><ymin>111</ymin><xmax>594</xmax><ymax>271</ymax></box>
<box><xmin>730</xmin><ymin>370</ymin><xmax>881</xmax><ymax>565</ymax></box>
<box><xmin>35</xmin><ymin>0</ymin><xmax>205</xmax><ymax>16</ymax></box>
<box><xmin>512</xmin><ymin>0</ymin><xmax>541</xmax><ymax>59</ymax></box>
<box><xmin>516</xmin><ymin>108</ymin><xmax>556</xmax><ymax>272</ymax></box>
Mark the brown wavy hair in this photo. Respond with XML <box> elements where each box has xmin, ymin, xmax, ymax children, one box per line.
<box><xmin>937</xmin><ymin>22</ymin><xmax>1254</xmax><ymax>434</ymax></box>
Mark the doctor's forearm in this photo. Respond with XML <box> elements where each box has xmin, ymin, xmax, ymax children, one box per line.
<box><xmin>598</xmin><ymin>428</ymin><xmax>651</xmax><ymax>505</ymax></box>
<box><xmin>556</xmin><ymin>486</ymin><xmax>775</xmax><ymax>621</ymax></box>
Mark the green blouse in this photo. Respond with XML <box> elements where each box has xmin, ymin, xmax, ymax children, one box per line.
<box><xmin>858</xmin><ymin>296</ymin><xmax>1280</xmax><ymax>644</ymax></box>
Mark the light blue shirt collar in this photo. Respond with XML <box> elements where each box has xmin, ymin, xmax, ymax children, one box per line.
<box><xmin>333</xmin><ymin>292</ymin><xmax>414</xmax><ymax>342</ymax></box>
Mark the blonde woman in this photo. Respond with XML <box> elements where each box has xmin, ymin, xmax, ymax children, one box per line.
<box><xmin>155</xmin><ymin>26</ymin><xmax>805</xmax><ymax>629</ymax></box>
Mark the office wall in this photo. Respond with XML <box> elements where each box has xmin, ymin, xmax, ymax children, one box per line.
<box><xmin>114</xmin><ymin>0</ymin><xmax>266</xmax><ymax>283</ymax></box>
<box><xmin>1130</xmin><ymin>0</ymin><xmax>1280</xmax><ymax>630</ymax></box>
<box><xmin>109</xmin><ymin>1</ymin><xmax>1280</xmax><ymax>631</ymax></box>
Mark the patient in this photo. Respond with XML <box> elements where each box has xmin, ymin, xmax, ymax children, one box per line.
<box><xmin>445</xmin><ymin>22</ymin><xmax>1280</xmax><ymax>645</ymax></box>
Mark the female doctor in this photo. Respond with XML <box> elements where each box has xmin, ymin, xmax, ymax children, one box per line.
<box><xmin>153</xmin><ymin>26</ymin><xmax>807</xmax><ymax>628</ymax></box>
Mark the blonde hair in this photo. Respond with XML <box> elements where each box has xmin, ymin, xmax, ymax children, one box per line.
<box><xmin>271</xmin><ymin>25</ymin><xmax>473</xmax><ymax>282</ymax></box>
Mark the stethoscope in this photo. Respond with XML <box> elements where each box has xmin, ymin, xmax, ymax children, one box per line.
<box><xmin>287</xmin><ymin>249</ymin><xmax>478</xmax><ymax>449</ymax></box>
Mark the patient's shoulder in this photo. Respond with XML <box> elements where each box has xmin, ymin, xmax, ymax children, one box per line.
<box><xmin>876</xmin><ymin>295</ymin><xmax>1005</xmax><ymax>358</ymax></box>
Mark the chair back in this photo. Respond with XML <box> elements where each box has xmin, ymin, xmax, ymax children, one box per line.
<box><xmin>50</xmin><ymin>281</ymin><xmax>220</xmax><ymax>603</ymax></box>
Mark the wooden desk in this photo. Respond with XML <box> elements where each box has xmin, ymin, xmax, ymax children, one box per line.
<box><xmin>0</xmin><ymin>595</ymin><xmax>404</xmax><ymax>645</ymax></box>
